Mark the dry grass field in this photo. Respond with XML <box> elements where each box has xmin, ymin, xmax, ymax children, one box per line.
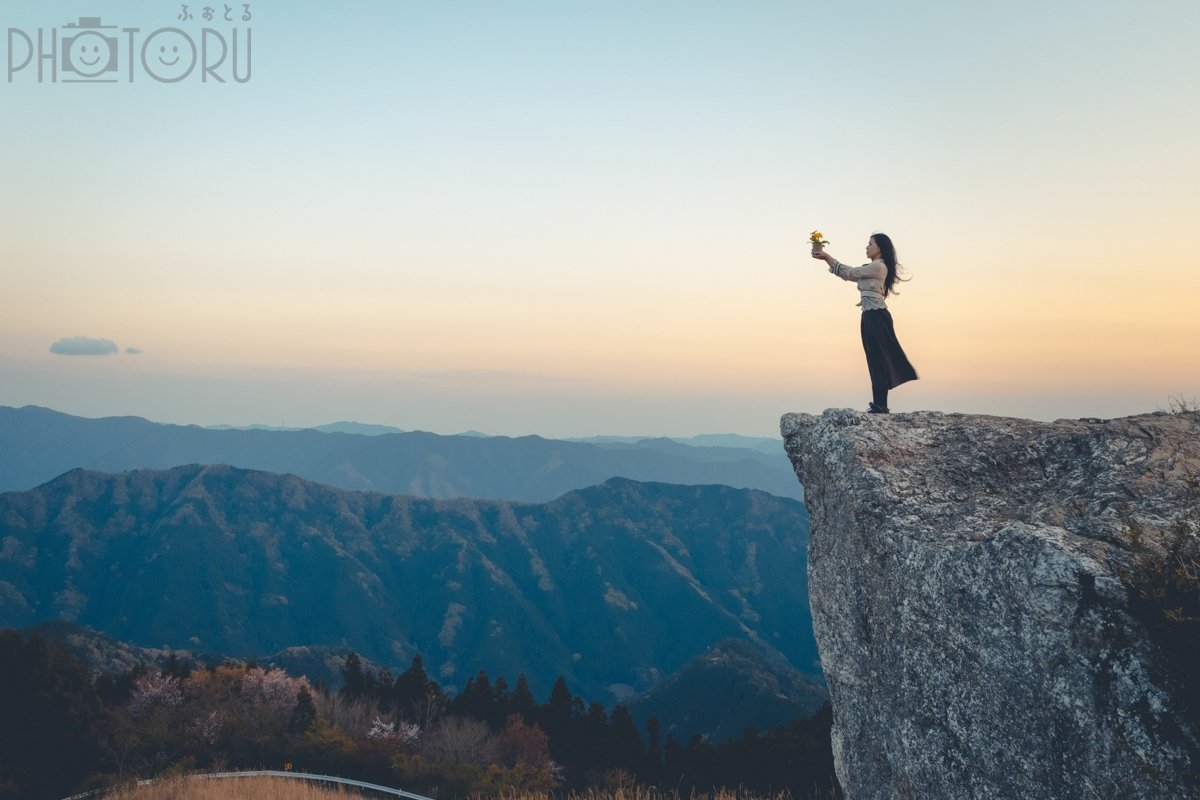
<box><xmin>104</xmin><ymin>774</ymin><xmax>357</xmax><ymax>798</ymax></box>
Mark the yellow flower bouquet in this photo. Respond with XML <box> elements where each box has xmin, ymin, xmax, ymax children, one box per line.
<box><xmin>809</xmin><ymin>230</ymin><xmax>829</xmax><ymax>251</ymax></box>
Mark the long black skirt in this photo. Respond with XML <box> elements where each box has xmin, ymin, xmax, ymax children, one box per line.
<box><xmin>861</xmin><ymin>308</ymin><xmax>918</xmax><ymax>390</ymax></box>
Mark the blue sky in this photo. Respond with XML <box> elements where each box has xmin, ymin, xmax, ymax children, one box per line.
<box><xmin>3</xmin><ymin>1</ymin><xmax>1198</xmax><ymax>435</ymax></box>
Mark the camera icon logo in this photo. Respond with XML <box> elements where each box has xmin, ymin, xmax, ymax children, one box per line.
<box><xmin>61</xmin><ymin>17</ymin><xmax>118</xmax><ymax>81</ymax></box>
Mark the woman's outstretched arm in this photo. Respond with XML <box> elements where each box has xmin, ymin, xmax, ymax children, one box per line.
<box><xmin>813</xmin><ymin>249</ymin><xmax>885</xmax><ymax>281</ymax></box>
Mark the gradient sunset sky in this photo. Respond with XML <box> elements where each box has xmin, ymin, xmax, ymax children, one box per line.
<box><xmin>2</xmin><ymin>1</ymin><xmax>1198</xmax><ymax>437</ymax></box>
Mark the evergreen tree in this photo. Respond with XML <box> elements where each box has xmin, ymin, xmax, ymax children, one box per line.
<box><xmin>608</xmin><ymin>705</ymin><xmax>645</xmax><ymax>770</ymax></box>
<box><xmin>662</xmin><ymin>731</ymin><xmax>684</xmax><ymax>788</ymax></box>
<box><xmin>0</xmin><ymin>630</ymin><xmax>111</xmax><ymax>800</ymax></box>
<box><xmin>391</xmin><ymin>654</ymin><xmax>442</xmax><ymax>724</ymax></box>
<box><xmin>491</xmin><ymin>675</ymin><xmax>510</xmax><ymax>726</ymax></box>
<box><xmin>340</xmin><ymin>651</ymin><xmax>377</xmax><ymax>700</ymax></box>
<box><xmin>95</xmin><ymin>662</ymin><xmax>145</xmax><ymax>708</ymax></box>
<box><xmin>681</xmin><ymin>733</ymin><xmax>717</xmax><ymax>791</ymax></box>
<box><xmin>450</xmin><ymin>669</ymin><xmax>496</xmax><ymax>723</ymax></box>
<box><xmin>162</xmin><ymin>651</ymin><xmax>191</xmax><ymax>679</ymax></box>
<box><xmin>641</xmin><ymin>716</ymin><xmax>663</xmax><ymax>784</ymax></box>
<box><xmin>508</xmin><ymin>674</ymin><xmax>537</xmax><ymax>723</ymax></box>
<box><xmin>376</xmin><ymin>667</ymin><xmax>396</xmax><ymax>710</ymax></box>
<box><xmin>577</xmin><ymin>701</ymin><xmax>610</xmax><ymax>777</ymax></box>
<box><xmin>539</xmin><ymin>676</ymin><xmax>576</xmax><ymax>743</ymax></box>
<box><xmin>290</xmin><ymin>685</ymin><xmax>318</xmax><ymax>733</ymax></box>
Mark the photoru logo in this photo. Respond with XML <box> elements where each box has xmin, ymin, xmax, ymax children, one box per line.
<box><xmin>7</xmin><ymin>9</ymin><xmax>252</xmax><ymax>84</ymax></box>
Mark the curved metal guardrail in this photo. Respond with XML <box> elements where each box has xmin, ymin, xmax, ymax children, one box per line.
<box><xmin>61</xmin><ymin>769</ymin><xmax>436</xmax><ymax>800</ymax></box>
<box><xmin>200</xmin><ymin>770</ymin><xmax>435</xmax><ymax>798</ymax></box>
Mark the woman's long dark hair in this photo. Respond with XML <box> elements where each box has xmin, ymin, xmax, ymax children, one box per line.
<box><xmin>871</xmin><ymin>232</ymin><xmax>906</xmax><ymax>297</ymax></box>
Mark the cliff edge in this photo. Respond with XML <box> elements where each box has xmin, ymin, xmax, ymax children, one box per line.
<box><xmin>780</xmin><ymin>409</ymin><xmax>1199</xmax><ymax>799</ymax></box>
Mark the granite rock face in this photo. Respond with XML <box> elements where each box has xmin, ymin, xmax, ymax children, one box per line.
<box><xmin>780</xmin><ymin>409</ymin><xmax>1199</xmax><ymax>800</ymax></box>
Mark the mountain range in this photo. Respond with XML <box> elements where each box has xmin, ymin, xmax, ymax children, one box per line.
<box><xmin>0</xmin><ymin>464</ymin><xmax>818</xmax><ymax>704</ymax></box>
<box><xmin>0</xmin><ymin>406</ymin><xmax>800</xmax><ymax>502</ymax></box>
<box><xmin>208</xmin><ymin>421</ymin><xmax>782</xmax><ymax>454</ymax></box>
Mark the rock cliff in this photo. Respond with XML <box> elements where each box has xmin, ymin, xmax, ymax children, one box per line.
<box><xmin>780</xmin><ymin>409</ymin><xmax>1199</xmax><ymax>799</ymax></box>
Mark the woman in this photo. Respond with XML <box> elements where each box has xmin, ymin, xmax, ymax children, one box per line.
<box><xmin>812</xmin><ymin>232</ymin><xmax>918</xmax><ymax>413</ymax></box>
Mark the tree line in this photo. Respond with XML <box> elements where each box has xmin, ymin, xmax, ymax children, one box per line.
<box><xmin>0</xmin><ymin>629</ymin><xmax>838</xmax><ymax>800</ymax></box>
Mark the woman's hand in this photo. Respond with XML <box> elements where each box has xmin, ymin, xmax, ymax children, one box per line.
<box><xmin>811</xmin><ymin>247</ymin><xmax>833</xmax><ymax>263</ymax></box>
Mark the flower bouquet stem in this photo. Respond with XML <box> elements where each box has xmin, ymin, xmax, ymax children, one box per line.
<box><xmin>810</xmin><ymin>229</ymin><xmax>829</xmax><ymax>255</ymax></box>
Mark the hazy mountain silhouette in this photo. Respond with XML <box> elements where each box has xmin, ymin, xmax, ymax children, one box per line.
<box><xmin>0</xmin><ymin>465</ymin><xmax>817</xmax><ymax>702</ymax></box>
<box><xmin>571</xmin><ymin>434</ymin><xmax>782</xmax><ymax>454</ymax></box>
<box><xmin>312</xmin><ymin>421</ymin><xmax>407</xmax><ymax>436</ymax></box>
<box><xmin>208</xmin><ymin>421</ymin><xmax>410</xmax><ymax>436</ymax></box>
<box><xmin>0</xmin><ymin>406</ymin><xmax>800</xmax><ymax>501</ymax></box>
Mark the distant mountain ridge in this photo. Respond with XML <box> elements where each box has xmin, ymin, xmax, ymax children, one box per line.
<box><xmin>627</xmin><ymin>638</ymin><xmax>827</xmax><ymax>742</ymax></box>
<box><xmin>0</xmin><ymin>406</ymin><xmax>800</xmax><ymax>501</ymax></box>
<box><xmin>209</xmin><ymin>421</ymin><xmax>409</xmax><ymax>436</ymax></box>
<box><xmin>571</xmin><ymin>434</ymin><xmax>782</xmax><ymax>454</ymax></box>
<box><xmin>26</xmin><ymin>620</ymin><xmax>388</xmax><ymax>690</ymax></box>
<box><xmin>0</xmin><ymin>465</ymin><xmax>817</xmax><ymax>702</ymax></box>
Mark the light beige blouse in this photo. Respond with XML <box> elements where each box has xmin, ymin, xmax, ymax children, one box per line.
<box><xmin>830</xmin><ymin>258</ymin><xmax>887</xmax><ymax>311</ymax></box>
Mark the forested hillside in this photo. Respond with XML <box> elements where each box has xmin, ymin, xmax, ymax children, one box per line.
<box><xmin>0</xmin><ymin>465</ymin><xmax>818</xmax><ymax>702</ymax></box>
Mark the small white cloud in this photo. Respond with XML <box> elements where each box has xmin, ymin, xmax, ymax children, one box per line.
<box><xmin>125</xmin><ymin>347</ymin><xmax>143</xmax><ymax>355</ymax></box>
<box><xmin>49</xmin><ymin>336</ymin><xmax>119</xmax><ymax>356</ymax></box>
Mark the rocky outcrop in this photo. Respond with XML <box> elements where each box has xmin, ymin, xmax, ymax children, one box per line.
<box><xmin>780</xmin><ymin>409</ymin><xmax>1199</xmax><ymax>799</ymax></box>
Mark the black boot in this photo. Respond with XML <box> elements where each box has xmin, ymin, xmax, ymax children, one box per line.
<box><xmin>870</xmin><ymin>385</ymin><xmax>889</xmax><ymax>413</ymax></box>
